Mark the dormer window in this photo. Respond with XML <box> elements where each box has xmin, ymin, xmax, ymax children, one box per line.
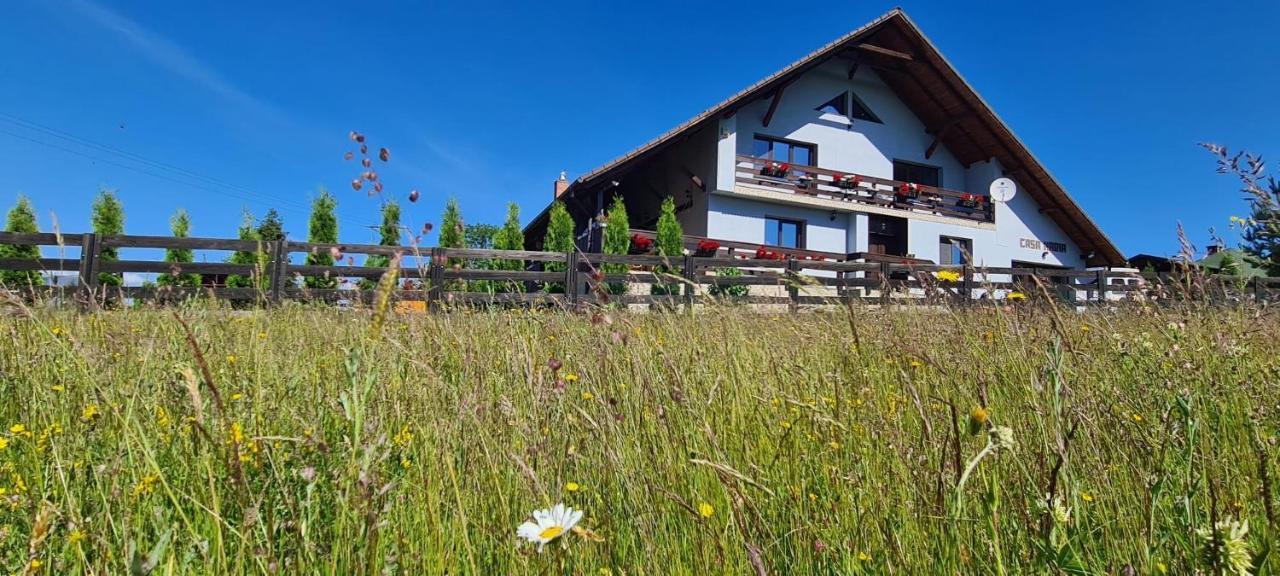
<box><xmin>816</xmin><ymin>91</ymin><xmax>882</xmax><ymax>124</ymax></box>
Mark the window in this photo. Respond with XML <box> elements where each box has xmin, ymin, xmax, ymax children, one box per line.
<box><xmin>849</xmin><ymin>91</ymin><xmax>882</xmax><ymax>123</ymax></box>
<box><xmin>939</xmin><ymin>236</ymin><xmax>972</xmax><ymax>265</ymax></box>
<box><xmin>765</xmin><ymin>217</ymin><xmax>804</xmax><ymax>249</ymax></box>
<box><xmin>752</xmin><ymin>135</ymin><xmax>815</xmax><ymax>167</ymax></box>
<box><xmin>816</xmin><ymin>92</ymin><xmax>848</xmax><ymax>116</ymax></box>
<box><xmin>893</xmin><ymin>160</ymin><xmax>941</xmax><ymax>187</ymax></box>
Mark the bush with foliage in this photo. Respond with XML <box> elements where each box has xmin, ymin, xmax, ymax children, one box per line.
<box><xmin>0</xmin><ymin>195</ymin><xmax>43</xmax><ymax>288</ymax></box>
<box><xmin>493</xmin><ymin>202</ymin><xmax>526</xmax><ymax>293</ymax></box>
<box><xmin>708</xmin><ymin>266</ymin><xmax>749</xmax><ymax>299</ymax></box>
<box><xmin>652</xmin><ymin>196</ymin><xmax>684</xmax><ymax>296</ymax></box>
<box><xmin>91</xmin><ymin>188</ymin><xmax>125</xmax><ymax>287</ymax></box>
<box><xmin>226</xmin><ymin>211</ymin><xmax>264</xmax><ymax>289</ymax></box>
<box><xmin>602</xmin><ymin>196</ymin><xmax>630</xmax><ymax>295</ymax></box>
<box><xmin>542</xmin><ymin>201</ymin><xmax>574</xmax><ymax>293</ymax></box>
<box><xmin>304</xmin><ymin>189</ymin><xmax>339</xmax><ymax>289</ymax></box>
<box><xmin>360</xmin><ymin>201</ymin><xmax>401</xmax><ymax>291</ymax></box>
<box><xmin>157</xmin><ymin>209</ymin><xmax>200</xmax><ymax>288</ymax></box>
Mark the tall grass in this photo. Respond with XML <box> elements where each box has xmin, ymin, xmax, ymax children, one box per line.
<box><xmin>1</xmin><ymin>302</ymin><xmax>1277</xmax><ymax>574</ymax></box>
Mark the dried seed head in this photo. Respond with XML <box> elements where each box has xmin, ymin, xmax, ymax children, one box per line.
<box><xmin>379</xmin><ymin>147</ymin><xmax>390</xmax><ymax>162</ymax></box>
<box><xmin>351</xmin><ymin>179</ymin><xmax>363</xmax><ymax>192</ymax></box>
<box><xmin>409</xmin><ymin>190</ymin><xmax>420</xmax><ymax>203</ymax></box>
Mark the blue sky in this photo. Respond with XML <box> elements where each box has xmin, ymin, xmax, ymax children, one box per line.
<box><xmin>2</xmin><ymin>1</ymin><xmax>1277</xmax><ymax>258</ymax></box>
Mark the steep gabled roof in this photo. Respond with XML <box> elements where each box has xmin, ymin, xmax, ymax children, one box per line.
<box><xmin>531</xmin><ymin>8</ymin><xmax>1123</xmax><ymax>265</ymax></box>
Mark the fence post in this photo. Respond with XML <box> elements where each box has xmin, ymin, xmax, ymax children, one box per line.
<box><xmin>1095</xmin><ymin>269</ymin><xmax>1107</xmax><ymax>304</ymax></box>
<box><xmin>962</xmin><ymin>265</ymin><xmax>974</xmax><ymax>305</ymax></box>
<box><xmin>686</xmin><ymin>254</ymin><xmax>696</xmax><ymax>312</ymax></box>
<box><xmin>564</xmin><ymin>251</ymin><xmax>578</xmax><ymax>307</ymax></box>
<box><xmin>427</xmin><ymin>247</ymin><xmax>444</xmax><ymax>312</ymax></box>
<box><xmin>786</xmin><ymin>256</ymin><xmax>799</xmax><ymax>313</ymax></box>
<box><xmin>269</xmin><ymin>240</ymin><xmax>287</xmax><ymax>305</ymax></box>
<box><xmin>879</xmin><ymin>261</ymin><xmax>892</xmax><ymax>307</ymax></box>
<box><xmin>77</xmin><ymin>233</ymin><xmax>99</xmax><ymax>311</ymax></box>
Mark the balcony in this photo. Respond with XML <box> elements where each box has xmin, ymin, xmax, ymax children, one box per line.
<box><xmin>733</xmin><ymin>155</ymin><xmax>994</xmax><ymax>224</ymax></box>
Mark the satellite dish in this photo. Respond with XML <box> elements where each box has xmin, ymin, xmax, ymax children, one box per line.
<box><xmin>990</xmin><ymin>178</ymin><xmax>1017</xmax><ymax>203</ymax></box>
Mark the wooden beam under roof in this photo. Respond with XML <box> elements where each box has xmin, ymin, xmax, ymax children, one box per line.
<box><xmin>855</xmin><ymin>43</ymin><xmax>914</xmax><ymax>61</ymax></box>
<box><xmin>924</xmin><ymin>115</ymin><xmax>969</xmax><ymax>159</ymax></box>
<box><xmin>761</xmin><ymin>80</ymin><xmax>791</xmax><ymax>128</ymax></box>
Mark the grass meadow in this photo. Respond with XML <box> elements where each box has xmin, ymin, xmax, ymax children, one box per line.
<box><xmin>1</xmin><ymin>301</ymin><xmax>1278</xmax><ymax>574</ymax></box>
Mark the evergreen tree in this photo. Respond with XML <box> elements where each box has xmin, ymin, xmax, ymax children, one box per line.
<box><xmin>226</xmin><ymin>211</ymin><xmax>261</xmax><ymax>288</ymax></box>
<box><xmin>438</xmin><ymin>199</ymin><xmax>465</xmax><ymax>290</ymax></box>
<box><xmin>542</xmin><ymin>201</ymin><xmax>574</xmax><ymax>292</ymax></box>
<box><xmin>465</xmin><ymin>223</ymin><xmax>499</xmax><ymax>249</ymax></box>
<box><xmin>360</xmin><ymin>201</ymin><xmax>401</xmax><ymax>291</ymax></box>
<box><xmin>256</xmin><ymin>209</ymin><xmax>286</xmax><ymax>242</ymax></box>
<box><xmin>0</xmin><ymin>195</ymin><xmax>43</xmax><ymax>288</ymax></box>
<box><xmin>652</xmin><ymin>196</ymin><xmax>684</xmax><ymax>295</ymax></box>
<box><xmin>493</xmin><ymin>202</ymin><xmax>525</xmax><ymax>293</ymax></box>
<box><xmin>602</xmin><ymin>196</ymin><xmax>630</xmax><ymax>295</ymax></box>
<box><xmin>304</xmin><ymin>189</ymin><xmax>339</xmax><ymax>289</ymax></box>
<box><xmin>157</xmin><ymin>209</ymin><xmax>200</xmax><ymax>287</ymax></box>
<box><xmin>90</xmin><ymin>188</ymin><xmax>125</xmax><ymax>286</ymax></box>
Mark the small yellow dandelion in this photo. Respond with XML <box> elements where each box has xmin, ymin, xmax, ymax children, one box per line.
<box><xmin>257</xmin><ymin>331</ymin><xmax>267</xmax><ymax>339</ymax></box>
<box><xmin>29</xmin><ymin>559</ymin><xmax>44</xmax><ymax>569</ymax></box>
<box><xmin>1081</xmin><ymin>491</ymin><xmax>1094</xmax><ymax>502</ymax></box>
<box><xmin>230</xmin><ymin>392</ymin><xmax>244</xmax><ymax>401</ymax></box>
<box><xmin>780</xmin><ymin>420</ymin><xmax>792</xmax><ymax>430</ymax></box>
<box><xmin>909</xmin><ymin>359</ymin><xmax>923</xmax><ymax>369</ymax></box>
<box><xmin>226</xmin><ymin>355</ymin><xmax>237</xmax><ymax>364</ymax></box>
<box><xmin>51</xmin><ymin>384</ymin><xmax>65</xmax><ymax>392</ymax></box>
<box><xmin>698</xmin><ymin>502</ymin><xmax>714</xmax><ymax>518</ymax></box>
<box><xmin>68</xmin><ymin>529</ymin><xmax>86</xmax><ymax>544</ymax></box>
<box><xmin>858</xmin><ymin>552</ymin><xmax>871</xmax><ymax>562</ymax></box>
<box><xmin>808</xmin><ymin>492</ymin><xmax>817</xmax><ymax>502</ymax></box>
<box><xmin>400</xmin><ymin>457</ymin><xmax>412</xmax><ymax>469</ymax></box>
<box><xmin>81</xmin><ymin>404</ymin><xmax>100</xmax><ymax>423</ymax></box>
<box><xmin>10</xmin><ymin>423</ymin><xmax>26</xmax><ymax>435</ymax></box>
<box><xmin>1131</xmin><ymin>413</ymin><xmax>1144</xmax><ymax>423</ymax></box>
<box><xmin>565</xmin><ymin>482</ymin><xmax>581</xmax><ymax>493</ymax></box>
<box><xmin>0</xmin><ymin>437</ymin><xmax>8</xmax><ymax>450</ymax></box>
<box><xmin>1155</xmin><ymin>561</ymin><xmax>1167</xmax><ymax>574</ymax></box>
<box><xmin>828</xmin><ymin>440</ymin><xmax>840</xmax><ymax>450</ymax></box>
<box><xmin>967</xmin><ymin>406</ymin><xmax>989</xmax><ymax>435</ymax></box>
<box><xmin>936</xmin><ymin>270</ymin><xmax>961</xmax><ymax>283</ymax></box>
<box><xmin>581</xmin><ymin>391</ymin><xmax>594</xmax><ymax>401</ymax></box>
<box><xmin>564</xmin><ymin>373</ymin><xmax>580</xmax><ymax>383</ymax></box>
<box><xmin>1081</xmin><ymin>325</ymin><xmax>1091</xmax><ymax>333</ymax></box>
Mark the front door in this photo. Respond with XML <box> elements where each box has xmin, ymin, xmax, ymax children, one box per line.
<box><xmin>868</xmin><ymin>215</ymin><xmax>907</xmax><ymax>257</ymax></box>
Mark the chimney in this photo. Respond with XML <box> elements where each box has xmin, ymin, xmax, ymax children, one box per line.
<box><xmin>554</xmin><ymin>171</ymin><xmax>569</xmax><ymax>199</ymax></box>
<box><xmin>1206</xmin><ymin>244</ymin><xmax>1222</xmax><ymax>256</ymax></box>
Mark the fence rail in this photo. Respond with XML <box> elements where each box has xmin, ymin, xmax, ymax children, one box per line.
<box><xmin>2</xmin><ymin>231</ymin><xmax>1277</xmax><ymax>310</ymax></box>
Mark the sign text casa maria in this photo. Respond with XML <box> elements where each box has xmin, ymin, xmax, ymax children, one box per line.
<box><xmin>1019</xmin><ymin>238</ymin><xmax>1068</xmax><ymax>253</ymax></box>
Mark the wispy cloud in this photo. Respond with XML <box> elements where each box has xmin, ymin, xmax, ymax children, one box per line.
<box><xmin>66</xmin><ymin>0</ymin><xmax>282</xmax><ymax>118</ymax></box>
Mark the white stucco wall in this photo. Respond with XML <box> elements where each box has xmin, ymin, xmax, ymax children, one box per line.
<box><xmin>728</xmin><ymin>61</ymin><xmax>968</xmax><ymax>190</ymax></box>
<box><xmin>707</xmin><ymin>194</ymin><xmax>848</xmax><ymax>253</ymax></box>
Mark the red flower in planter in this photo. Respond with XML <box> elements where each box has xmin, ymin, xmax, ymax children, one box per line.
<box><xmin>695</xmin><ymin>239</ymin><xmax>720</xmax><ymax>255</ymax></box>
<box><xmin>630</xmin><ymin>234</ymin><xmax>654</xmax><ymax>252</ymax></box>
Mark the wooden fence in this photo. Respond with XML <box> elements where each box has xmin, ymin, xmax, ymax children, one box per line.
<box><xmin>2</xmin><ymin>231</ymin><xmax>1277</xmax><ymax>310</ymax></box>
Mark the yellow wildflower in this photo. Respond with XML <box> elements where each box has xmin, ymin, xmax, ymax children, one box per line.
<box><xmin>828</xmin><ymin>440</ymin><xmax>840</xmax><ymax>450</ymax></box>
<box><xmin>967</xmin><ymin>406</ymin><xmax>989</xmax><ymax>435</ymax></box>
<box><xmin>564</xmin><ymin>373</ymin><xmax>580</xmax><ymax>383</ymax></box>
<box><xmin>909</xmin><ymin>360</ymin><xmax>923</xmax><ymax>369</ymax></box>
<box><xmin>68</xmin><ymin>529</ymin><xmax>86</xmax><ymax>544</ymax></box>
<box><xmin>51</xmin><ymin>327</ymin><xmax>63</xmax><ymax>336</ymax></box>
<box><xmin>29</xmin><ymin>559</ymin><xmax>44</xmax><ymax>570</ymax></box>
<box><xmin>581</xmin><ymin>391</ymin><xmax>594</xmax><ymax>401</ymax></box>
<box><xmin>155</xmin><ymin>406</ymin><xmax>171</xmax><ymax>429</ymax></box>
<box><xmin>227</xmin><ymin>355</ymin><xmax>237</xmax><ymax>364</ymax></box>
<box><xmin>10</xmin><ymin>423</ymin><xmax>26</xmax><ymax>435</ymax></box>
<box><xmin>229</xmin><ymin>422</ymin><xmax>245</xmax><ymax>445</ymax></box>
<box><xmin>936</xmin><ymin>270</ymin><xmax>961</xmax><ymax>283</ymax></box>
<box><xmin>132</xmin><ymin>473</ymin><xmax>160</xmax><ymax>497</ymax></box>
<box><xmin>51</xmin><ymin>384</ymin><xmax>65</xmax><ymax>392</ymax></box>
<box><xmin>393</xmin><ymin>425</ymin><xmax>413</xmax><ymax>447</ymax></box>
<box><xmin>698</xmin><ymin>502</ymin><xmax>714</xmax><ymax>518</ymax></box>
<box><xmin>230</xmin><ymin>392</ymin><xmax>244</xmax><ymax>401</ymax></box>
<box><xmin>0</xmin><ymin>437</ymin><xmax>7</xmax><ymax>450</ymax></box>
<box><xmin>1007</xmin><ymin>291</ymin><xmax>1027</xmax><ymax>301</ymax></box>
<box><xmin>81</xmin><ymin>404</ymin><xmax>101</xmax><ymax>423</ymax></box>
<box><xmin>565</xmin><ymin>482</ymin><xmax>581</xmax><ymax>493</ymax></box>
<box><xmin>1131</xmin><ymin>414</ymin><xmax>1143</xmax><ymax>423</ymax></box>
<box><xmin>858</xmin><ymin>552</ymin><xmax>872</xmax><ymax>562</ymax></box>
<box><xmin>1081</xmin><ymin>492</ymin><xmax>1094</xmax><ymax>502</ymax></box>
<box><xmin>781</xmin><ymin>420</ymin><xmax>792</xmax><ymax>430</ymax></box>
<box><xmin>257</xmin><ymin>331</ymin><xmax>267</xmax><ymax>339</ymax></box>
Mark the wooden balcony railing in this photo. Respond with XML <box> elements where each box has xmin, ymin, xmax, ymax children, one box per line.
<box><xmin>734</xmin><ymin>155</ymin><xmax>994</xmax><ymax>224</ymax></box>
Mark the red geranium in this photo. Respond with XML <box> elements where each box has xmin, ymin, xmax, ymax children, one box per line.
<box><xmin>630</xmin><ymin>234</ymin><xmax>653</xmax><ymax>251</ymax></box>
<box><xmin>696</xmin><ymin>239</ymin><xmax>720</xmax><ymax>255</ymax></box>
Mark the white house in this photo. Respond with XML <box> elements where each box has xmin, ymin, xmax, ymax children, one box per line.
<box><xmin>525</xmin><ymin>9</ymin><xmax>1123</xmax><ymax>271</ymax></box>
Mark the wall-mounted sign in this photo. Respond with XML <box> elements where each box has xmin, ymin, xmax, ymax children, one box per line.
<box><xmin>1019</xmin><ymin>238</ymin><xmax>1068</xmax><ymax>253</ymax></box>
<box><xmin>990</xmin><ymin>178</ymin><xmax>1017</xmax><ymax>202</ymax></box>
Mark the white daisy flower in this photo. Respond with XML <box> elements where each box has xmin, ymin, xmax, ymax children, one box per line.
<box><xmin>516</xmin><ymin>503</ymin><xmax>583</xmax><ymax>552</ymax></box>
